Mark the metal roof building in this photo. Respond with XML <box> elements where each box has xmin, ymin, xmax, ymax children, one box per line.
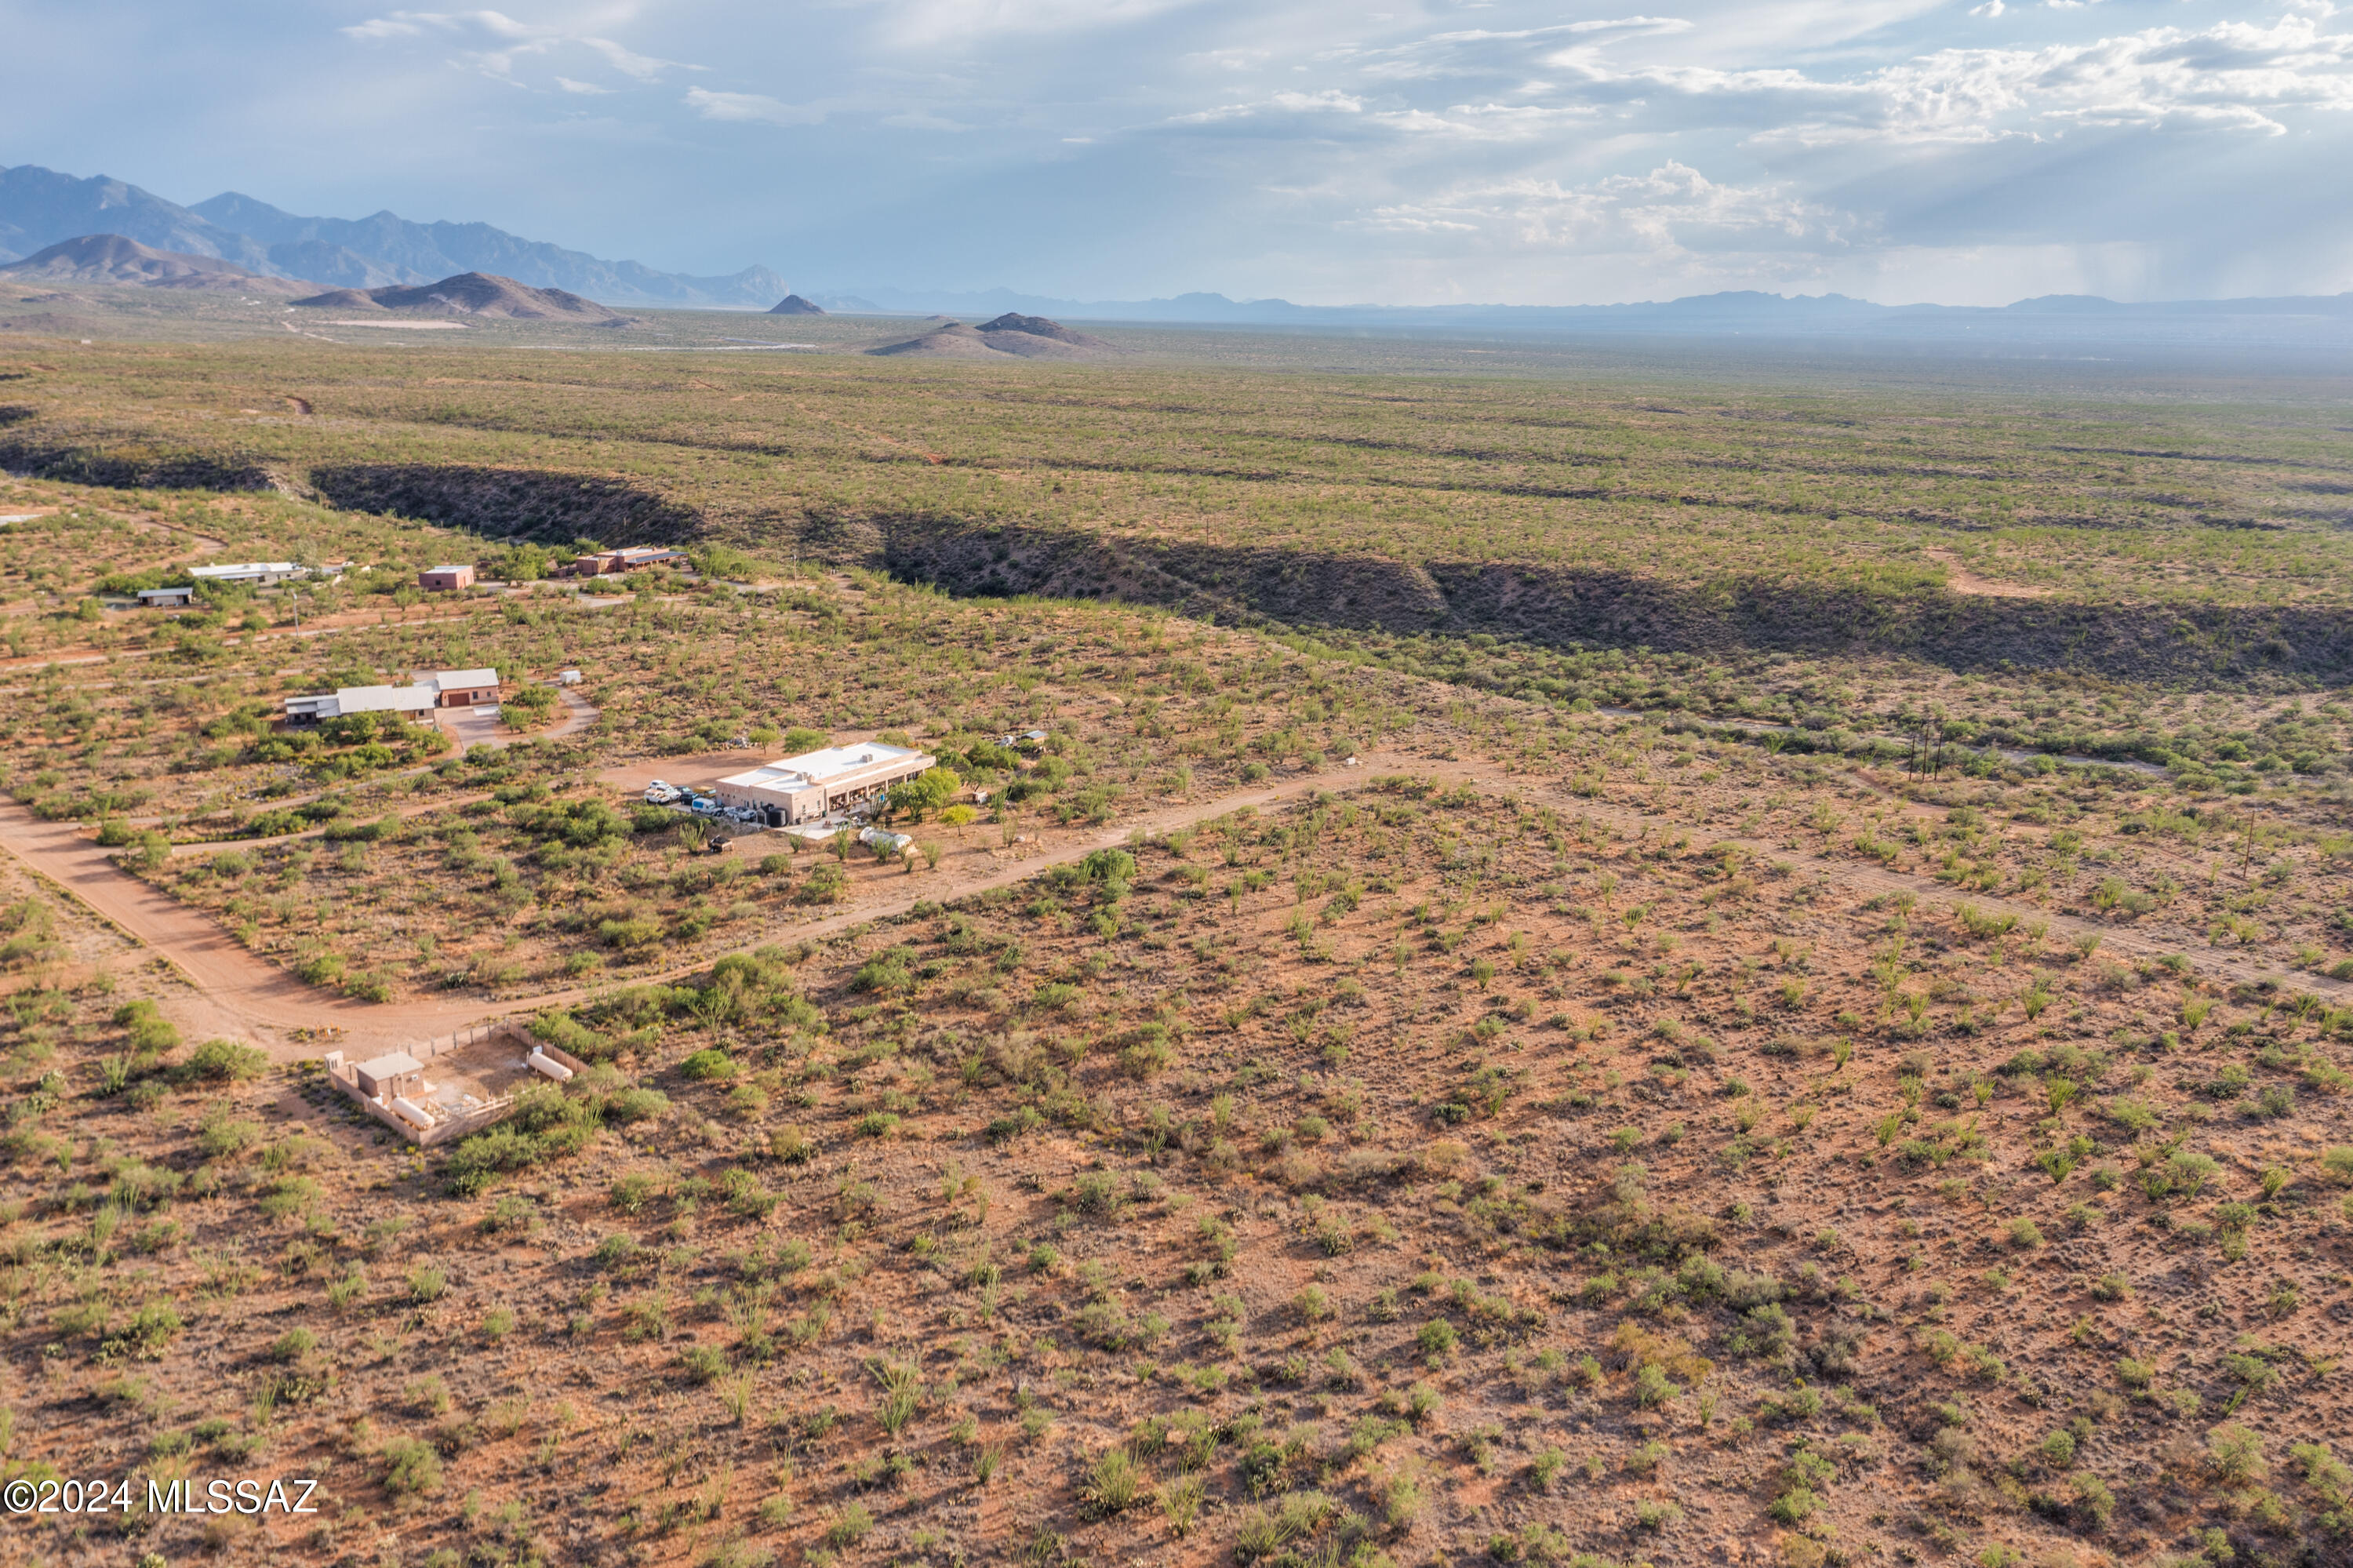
<box><xmin>190</xmin><ymin>562</ymin><xmax>309</xmax><ymax>585</ymax></box>
<box><xmin>284</xmin><ymin>685</ymin><xmax>438</xmax><ymax>724</ymax></box>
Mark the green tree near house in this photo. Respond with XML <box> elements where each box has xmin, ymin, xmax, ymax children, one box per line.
<box><xmin>887</xmin><ymin>766</ymin><xmax>962</xmax><ymax>822</ymax></box>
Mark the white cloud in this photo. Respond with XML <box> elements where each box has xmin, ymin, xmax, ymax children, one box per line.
<box><xmin>875</xmin><ymin>0</ymin><xmax>1195</xmax><ymax>45</ymax></box>
<box><xmin>1270</xmin><ymin>89</ymin><xmax>1363</xmax><ymax>112</ymax></box>
<box><xmin>1358</xmin><ymin>161</ymin><xmax>1860</xmax><ymax>258</ymax></box>
<box><xmin>286</xmin><ymin>0</ymin><xmax>2353</xmax><ymax>303</ymax></box>
<box><xmin>1368</xmin><ymin>101</ymin><xmax>1599</xmax><ymax>139</ymax></box>
<box><xmin>342</xmin><ymin>9</ymin><xmax>701</xmax><ymax>86</ymax></box>
<box><xmin>581</xmin><ymin>36</ymin><xmax>693</xmax><ymax>80</ymax></box>
<box><xmin>1560</xmin><ymin>16</ymin><xmax>1693</xmax><ymax>35</ymax></box>
<box><xmin>1536</xmin><ymin>13</ymin><xmax>2353</xmax><ymax>144</ymax></box>
<box><xmin>684</xmin><ymin>86</ymin><xmax>826</xmax><ymax>125</ymax></box>
<box><xmin>1344</xmin><ymin>17</ymin><xmax>1690</xmax><ymax>87</ymax></box>
<box><xmin>341</xmin><ymin>15</ymin><xmax>428</xmax><ymax>40</ymax></box>
<box><xmin>341</xmin><ymin>9</ymin><xmax>537</xmax><ymax>42</ymax></box>
<box><xmin>1171</xmin><ymin>87</ymin><xmax>1366</xmax><ymax>123</ymax></box>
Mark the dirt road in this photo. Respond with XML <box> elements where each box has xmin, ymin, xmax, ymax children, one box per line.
<box><xmin>5</xmin><ymin>740</ymin><xmax>2335</xmax><ymax>1074</ymax></box>
<box><xmin>1395</xmin><ymin>755</ymin><xmax>2347</xmax><ymax>1002</ymax></box>
<box><xmin>0</xmin><ymin>803</ymin><xmax>472</xmax><ymax>1050</ymax></box>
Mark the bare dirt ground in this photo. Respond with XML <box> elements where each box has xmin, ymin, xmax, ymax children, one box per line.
<box><xmin>434</xmin><ymin>687</ymin><xmax>599</xmax><ymax>756</ymax></box>
<box><xmin>1925</xmin><ymin>550</ymin><xmax>2052</xmax><ymax>600</ymax></box>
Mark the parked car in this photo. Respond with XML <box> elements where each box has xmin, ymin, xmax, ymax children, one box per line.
<box><xmin>643</xmin><ymin>781</ymin><xmax>682</xmax><ymax>805</ymax></box>
<box><xmin>689</xmin><ymin>795</ymin><xmax>721</xmax><ymax>816</ymax></box>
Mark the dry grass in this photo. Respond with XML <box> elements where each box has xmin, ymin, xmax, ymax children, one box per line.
<box><xmin>1</xmin><ymin>330</ymin><xmax>2350</xmax><ymax>1568</ymax></box>
<box><xmin>5</xmin><ymin>737</ymin><xmax>2351</xmax><ymax>1568</ymax></box>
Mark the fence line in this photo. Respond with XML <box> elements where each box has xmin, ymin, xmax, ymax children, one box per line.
<box><xmin>322</xmin><ymin>1017</ymin><xmax>574</xmax><ymax>1147</ymax></box>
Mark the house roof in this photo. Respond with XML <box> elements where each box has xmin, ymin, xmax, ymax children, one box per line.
<box><xmin>422</xmin><ymin>562</ymin><xmax>472</xmax><ymax>573</ymax></box>
<box><xmin>190</xmin><ymin>562</ymin><xmax>303</xmax><ymax>580</ymax></box>
<box><xmin>330</xmin><ymin>685</ymin><xmax>437</xmax><ymax>715</ymax></box>
<box><xmin>355</xmin><ymin>1051</ymin><xmax>424</xmax><ymax>1077</ymax></box>
<box><xmin>417</xmin><ymin>668</ymin><xmax>499</xmax><ymax>691</ymax></box>
<box><xmin>718</xmin><ymin>742</ymin><xmax>933</xmax><ymax>793</ymax></box>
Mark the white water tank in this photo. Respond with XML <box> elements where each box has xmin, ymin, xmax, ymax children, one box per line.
<box><xmin>527</xmin><ymin>1049</ymin><xmax>574</xmax><ymax>1082</ymax></box>
<box><xmin>391</xmin><ymin>1097</ymin><xmax>435</xmax><ymax>1130</ymax></box>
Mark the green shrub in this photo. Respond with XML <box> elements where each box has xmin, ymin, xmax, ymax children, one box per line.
<box><xmin>822</xmin><ymin>1502</ymin><xmax>874</xmax><ymax>1548</ymax></box>
<box><xmin>679</xmin><ymin>1049</ymin><xmax>736</xmax><ymax>1081</ymax></box>
<box><xmin>599</xmin><ymin>915</ymin><xmax>664</xmax><ymax>949</ymax></box>
<box><xmin>182</xmin><ymin>1039</ymin><xmax>267</xmax><ymax>1082</ymax></box>
<box><xmin>380</xmin><ymin>1435</ymin><xmax>442</xmax><ymax>1495</ymax></box>
<box><xmin>2208</xmin><ymin>1423</ymin><xmax>2268</xmax><ymax>1484</ymax></box>
<box><xmin>1083</xmin><ymin>1448</ymin><xmax>1143</xmax><ymax>1517</ymax></box>
<box><xmin>98</xmin><ymin>1302</ymin><xmax>183</xmax><ymax>1361</ymax></box>
<box><xmin>296</xmin><ymin>953</ymin><xmax>347</xmax><ymax>986</ymax></box>
<box><xmin>114</xmin><ymin>1000</ymin><xmax>179</xmax><ymax>1054</ymax></box>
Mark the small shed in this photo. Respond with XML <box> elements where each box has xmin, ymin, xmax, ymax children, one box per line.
<box><xmin>351</xmin><ymin>1050</ymin><xmax>427</xmax><ymax>1102</ymax></box>
<box><xmin>419</xmin><ymin>563</ymin><xmax>477</xmax><ymax>591</ymax></box>
<box><xmin>136</xmin><ymin>586</ymin><xmax>195</xmax><ymax>609</ymax></box>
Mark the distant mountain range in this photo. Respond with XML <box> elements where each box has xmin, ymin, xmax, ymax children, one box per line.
<box><xmin>8</xmin><ymin>158</ymin><xmax>2351</xmax><ymax>344</ymax></box>
<box><xmin>0</xmin><ymin>162</ymin><xmax>784</xmax><ymax>308</ymax></box>
<box><xmin>807</xmin><ymin>284</ymin><xmax>2353</xmax><ymax>347</ymax></box>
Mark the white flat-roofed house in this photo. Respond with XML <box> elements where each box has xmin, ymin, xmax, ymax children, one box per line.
<box><xmin>712</xmin><ymin>742</ymin><xmax>937</xmax><ymax>826</ymax></box>
<box><xmin>136</xmin><ymin>586</ymin><xmax>195</xmax><ymax>608</ymax></box>
<box><xmin>415</xmin><ymin>668</ymin><xmax>502</xmax><ymax>708</ymax></box>
<box><xmin>190</xmin><ymin>562</ymin><xmax>309</xmax><ymax>586</ymax></box>
<box><xmin>282</xmin><ymin>684</ymin><xmax>438</xmax><ymax>725</ymax></box>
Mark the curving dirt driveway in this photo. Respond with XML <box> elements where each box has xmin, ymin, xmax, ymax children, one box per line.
<box><xmin>0</xmin><ymin>802</ymin><xmax>489</xmax><ymax>1050</ymax></box>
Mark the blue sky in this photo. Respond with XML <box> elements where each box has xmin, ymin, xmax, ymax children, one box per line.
<box><xmin>6</xmin><ymin>0</ymin><xmax>2350</xmax><ymax>304</ymax></box>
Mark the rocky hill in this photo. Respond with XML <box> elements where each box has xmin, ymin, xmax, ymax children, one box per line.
<box><xmin>867</xmin><ymin>312</ymin><xmax>1117</xmax><ymax>360</ymax></box>
<box><xmin>291</xmin><ymin>271</ymin><xmax>635</xmax><ymax>322</ymax></box>
<box><xmin>0</xmin><ymin>233</ymin><xmax>315</xmax><ymax>296</ymax></box>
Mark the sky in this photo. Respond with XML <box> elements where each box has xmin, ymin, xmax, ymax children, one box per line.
<box><xmin>5</xmin><ymin>0</ymin><xmax>2351</xmax><ymax>306</ymax></box>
